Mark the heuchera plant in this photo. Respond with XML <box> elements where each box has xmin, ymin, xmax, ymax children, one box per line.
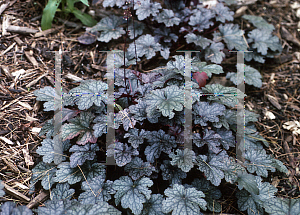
<box><xmin>0</xmin><ymin>0</ymin><xmax>296</xmax><ymax>215</ymax></box>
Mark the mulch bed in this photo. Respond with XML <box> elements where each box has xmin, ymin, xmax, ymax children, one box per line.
<box><xmin>0</xmin><ymin>0</ymin><xmax>299</xmax><ymax>213</ymax></box>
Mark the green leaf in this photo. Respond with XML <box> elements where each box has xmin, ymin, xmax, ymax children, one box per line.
<box><xmin>204</xmin><ymin>42</ymin><xmax>225</xmax><ymax>64</ymax></box>
<box><xmin>169</xmin><ymin>148</ymin><xmax>196</xmax><ymax>173</ymax></box>
<box><xmin>244</xmin><ymin>149</ymin><xmax>276</xmax><ymax>177</ymax></box>
<box><xmin>236</xmin><ymin>176</ymin><xmax>277</xmax><ymax>215</ymax></box>
<box><xmin>36</xmin><ymin>138</ymin><xmax>70</xmax><ymax>163</ymax></box>
<box><xmin>69</xmin><ymin>143</ymin><xmax>99</xmax><ymax>168</ymax></box>
<box><xmin>55</xmin><ymin>162</ymin><xmax>106</xmax><ymax>184</ymax></box>
<box><xmin>242</xmin><ymin>15</ymin><xmax>275</xmax><ymax>31</ymax></box>
<box><xmin>192</xmin><ymin>60</ymin><xmax>223</xmax><ymax>78</ymax></box>
<box><xmin>49</xmin><ymin>183</ymin><xmax>75</xmax><ymax>201</ymax></box>
<box><xmin>72</xmin><ymin>9</ymin><xmax>97</xmax><ymax>27</ymax></box>
<box><xmin>112</xmin><ymin>176</ymin><xmax>153</xmax><ymax>215</ymax></box>
<box><xmin>140</xmin><ymin>194</ymin><xmax>165</xmax><ymax>215</ymax></box>
<box><xmin>89</xmin><ymin>15</ymin><xmax>125</xmax><ymax>42</ymax></box>
<box><xmin>145</xmin><ymin>85</ymin><xmax>184</xmax><ymax>119</ymax></box>
<box><xmin>0</xmin><ymin>180</ymin><xmax>5</xmax><ymax>197</ymax></box>
<box><xmin>236</xmin><ymin>172</ymin><xmax>259</xmax><ymax>195</ymax></box>
<box><xmin>79</xmin><ymin>175</ymin><xmax>115</xmax><ymax>204</ymax></box>
<box><xmin>202</xmin><ymin>84</ymin><xmax>246</xmax><ymax>108</ymax></box>
<box><xmin>213</xmin><ymin>23</ymin><xmax>247</xmax><ymax>50</ymax></box>
<box><xmin>63</xmin><ymin>80</ymin><xmax>107</xmax><ymax>110</ymax></box>
<box><xmin>127</xmin><ymin>34</ymin><xmax>162</xmax><ymax>60</ymax></box>
<box><xmin>226</xmin><ymin>64</ymin><xmax>262</xmax><ymax>88</ymax></box>
<box><xmin>125</xmin><ymin>157</ymin><xmax>156</xmax><ymax>180</ymax></box>
<box><xmin>155</xmin><ymin>9</ymin><xmax>181</xmax><ymax>27</ymax></box>
<box><xmin>0</xmin><ymin>202</ymin><xmax>33</xmax><ymax>215</ymax></box>
<box><xmin>134</xmin><ymin>0</ymin><xmax>162</xmax><ymax>20</ymax></box>
<box><xmin>196</xmin><ymin>151</ymin><xmax>228</xmax><ymax>186</ymax></box>
<box><xmin>41</xmin><ymin>0</ymin><xmax>62</xmax><ymax>30</ymax></box>
<box><xmin>61</xmin><ymin>112</ymin><xmax>97</xmax><ymax>145</ymax></box>
<box><xmin>31</xmin><ymin>161</ymin><xmax>57</xmax><ymax>190</ymax></box>
<box><xmin>185</xmin><ymin>33</ymin><xmax>212</xmax><ymax>49</ymax></box>
<box><xmin>33</xmin><ymin>86</ymin><xmax>58</xmax><ymax>111</ymax></box>
<box><xmin>79</xmin><ymin>0</ymin><xmax>89</xmax><ymax>6</ymax></box>
<box><xmin>264</xmin><ymin>197</ymin><xmax>300</xmax><ymax>215</ymax></box>
<box><xmin>162</xmin><ymin>184</ymin><xmax>207</xmax><ymax>215</ymax></box>
<box><xmin>247</xmin><ymin>29</ymin><xmax>282</xmax><ymax>55</ymax></box>
<box><xmin>191</xmin><ymin>178</ymin><xmax>222</xmax><ymax>213</ymax></box>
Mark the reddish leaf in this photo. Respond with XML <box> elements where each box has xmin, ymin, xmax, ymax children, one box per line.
<box><xmin>193</xmin><ymin>72</ymin><xmax>208</xmax><ymax>88</ymax></box>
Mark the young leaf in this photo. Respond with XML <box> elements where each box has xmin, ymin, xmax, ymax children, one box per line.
<box><xmin>154</xmin><ymin>9</ymin><xmax>181</xmax><ymax>27</ymax></box>
<box><xmin>69</xmin><ymin>143</ymin><xmax>99</xmax><ymax>168</ymax></box>
<box><xmin>72</xmin><ymin>9</ymin><xmax>97</xmax><ymax>27</ymax></box>
<box><xmin>193</xmin><ymin>72</ymin><xmax>208</xmax><ymax>88</ymax></box>
<box><xmin>61</xmin><ymin>112</ymin><xmax>97</xmax><ymax>145</ymax></box>
<box><xmin>124</xmin><ymin>157</ymin><xmax>156</xmax><ymax>180</ymax></box>
<box><xmin>145</xmin><ymin>85</ymin><xmax>184</xmax><ymax>119</ymax></box>
<box><xmin>169</xmin><ymin>148</ymin><xmax>196</xmax><ymax>173</ymax></box>
<box><xmin>63</xmin><ymin>80</ymin><xmax>107</xmax><ymax>110</ymax></box>
<box><xmin>112</xmin><ymin>176</ymin><xmax>153</xmax><ymax>215</ymax></box>
<box><xmin>134</xmin><ymin>0</ymin><xmax>162</xmax><ymax>20</ymax></box>
<box><xmin>79</xmin><ymin>175</ymin><xmax>115</xmax><ymax>204</ymax></box>
<box><xmin>162</xmin><ymin>184</ymin><xmax>207</xmax><ymax>215</ymax></box>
